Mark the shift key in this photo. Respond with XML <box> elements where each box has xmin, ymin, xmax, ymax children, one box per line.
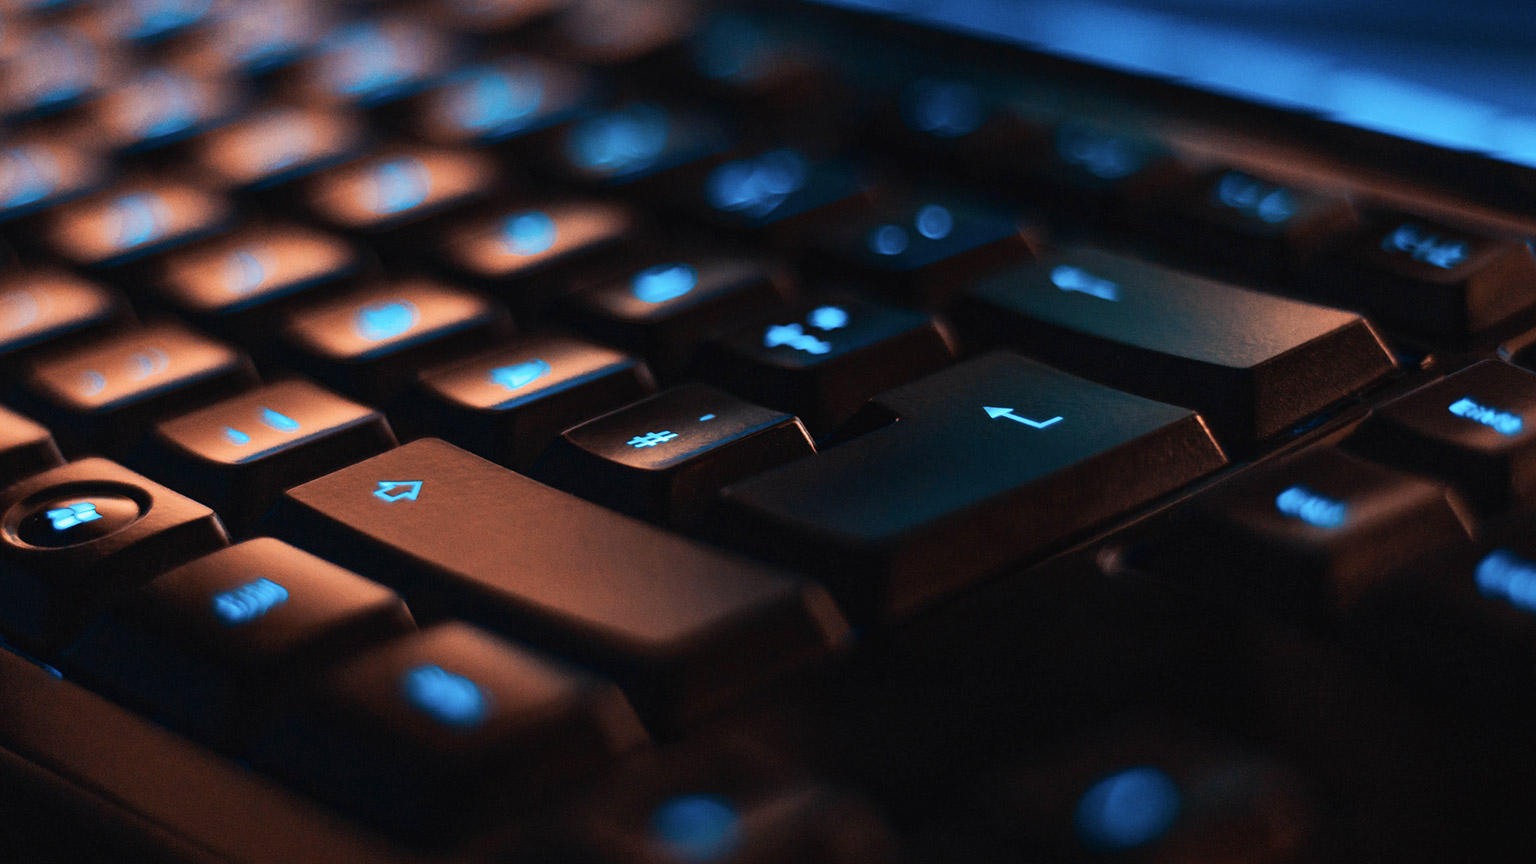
<box><xmin>266</xmin><ymin>439</ymin><xmax>849</xmax><ymax>726</ymax></box>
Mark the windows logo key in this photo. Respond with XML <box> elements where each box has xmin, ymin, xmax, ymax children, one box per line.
<box><xmin>47</xmin><ymin>501</ymin><xmax>102</xmax><ymax>531</ymax></box>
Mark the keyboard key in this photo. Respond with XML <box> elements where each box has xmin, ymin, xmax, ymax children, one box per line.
<box><xmin>414</xmin><ymin>56</ymin><xmax>600</xmax><ymax>149</ymax></box>
<box><xmin>1302</xmin><ymin>214</ymin><xmax>1536</xmax><ymax>342</ymax></box>
<box><xmin>536</xmin><ymin>383</ymin><xmax>815</xmax><ymax>527</ymax></box>
<box><xmin>2</xmin><ymin>26</ymin><xmax>120</xmax><ymax>119</ymax></box>
<box><xmin>549</xmin><ymin>0</ymin><xmax>697</xmax><ymax>67</ymax></box>
<box><xmin>180</xmin><ymin>0</ymin><xmax>331</xmax><ymax>77</ymax></box>
<box><xmin>192</xmin><ymin>106</ymin><xmax>369</xmax><ymax>194</ymax></box>
<box><xmin>686</xmin><ymin>148</ymin><xmax>876</xmax><ymax>246</ymax></box>
<box><xmin>0</xmin><ymin>138</ymin><xmax>107</xmax><ymax>223</ymax></box>
<box><xmin>280</xmin><ymin>279</ymin><xmax>509</xmax><ymax>403</ymax></box>
<box><xmin>267</xmin><ymin>438</ymin><xmax>850</xmax><ymax>725</ymax></box>
<box><xmin>808</xmin><ymin>199</ymin><xmax>1040</xmax><ymax>306</ymax></box>
<box><xmin>552</xmin><ymin>101</ymin><xmax>734</xmax><ymax>191</ymax></box>
<box><xmin>17</xmin><ymin>321</ymin><xmax>258</xmax><ymax>457</ymax></box>
<box><xmin>558</xmin><ymin>256</ymin><xmax>790</xmax><ymax>377</ymax></box>
<box><xmin>1012</xmin><ymin>119</ymin><xmax>1193</xmax><ymax>229</ymax></box>
<box><xmin>1345</xmin><ymin>360</ymin><xmax>1536</xmax><ymax>514</ymax></box>
<box><xmin>0</xmin><ymin>404</ymin><xmax>63</xmax><ymax>486</ymax></box>
<box><xmin>708</xmin><ymin>352</ymin><xmax>1227</xmax><ymax>623</ymax></box>
<box><xmin>698</xmin><ymin>293</ymin><xmax>957</xmax><ymax>435</ymax></box>
<box><xmin>302</xmin><ymin>147</ymin><xmax>501</xmax><ymax>249</ymax></box>
<box><xmin>292</xmin><ymin>17</ymin><xmax>457</xmax><ymax>109</ymax></box>
<box><xmin>44</xmin><ymin>181</ymin><xmax>236</xmax><ymax>271</ymax></box>
<box><xmin>87</xmin><ymin>0</ymin><xmax>218</xmax><ymax>44</ymax></box>
<box><xmin>0</xmin><ymin>268</ymin><xmax>129</xmax><ymax>367</ymax></box>
<box><xmin>1148</xmin><ymin>448</ymin><xmax>1474</xmax><ymax>622</ymax></box>
<box><xmin>255</xmin><ymin>622</ymin><xmax>646</xmax><ymax>841</ymax></box>
<box><xmin>155</xmin><ymin>225</ymin><xmax>363</xmax><ymax>343</ymax></box>
<box><xmin>404</xmin><ymin>333</ymin><xmax>654</xmax><ymax>471</ymax></box>
<box><xmin>89</xmin><ymin>67</ymin><xmax>241</xmax><ymax>154</ymax></box>
<box><xmin>0</xmin><ymin>457</ymin><xmax>227</xmax><ymax>652</ymax></box>
<box><xmin>957</xmin><ymin>247</ymin><xmax>1398</xmax><ymax>449</ymax></box>
<box><xmin>136</xmin><ymin>379</ymin><xmax>396</xmax><ymax>534</ymax></box>
<box><xmin>66</xmin><ymin>538</ymin><xmax>414</xmax><ymax>749</ymax></box>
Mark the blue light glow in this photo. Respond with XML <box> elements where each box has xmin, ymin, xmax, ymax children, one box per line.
<box><xmin>632</xmin><ymin>263</ymin><xmax>699</xmax><ymax>303</ymax></box>
<box><xmin>1051</xmin><ymin>265</ymin><xmax>1120</xmax><ymax>301</ymax></box>
<box><xmin>1381</xmin><ymin>224</ymin><xmax>1470</xmax><ymax>270</ymax></box>
<box><xmin>628</xmin><ymin>430</ymin><xmax>679</xmax><ymax>448</ymax></box>
<box><xmin>0</xmin><ymin>147</ymin><xmax>61</xmax><ymax>208</ymax></box>
<box><xmin>499</xmin><ymin>211</ymin><xmax>558</xmax><ymax>256</ymax></box>
<box><xmin>80</xmin><ymin>370</ymin><xmax>107</xmax><ymax>396</ymax></box>
<box><xmin>321</xmin><ymin>23</ymin><xmax>411</xmax><ymax>100</ymax></box>
<box><xmin>869</xmin><ymin>224</ymin><xmax>909</xmax><ymax>256</ymax></box>
<box><xmin>1476</xmin><ymin>549</ymin><xmax>1536</xmax><ymax>612</ymax></box>
<box><xmin>365</xmin><ymin>157</ymin><xmax>432</xmax><ymax>216</ymax></box>
<box><xmin>128</xmin><ymin>70</ymin><xmax>197</xmax><ymax>138</ymax></box>
<box><xmin>354</xmin><ymin>300</ymin><xmax>419</xmax><ymax>342</ymax></box>
<box><xmin>567</xmin><ymin>104</ymin><xmax>671</xmax><ymax>175</ymax></box>
<box><xmin>693</xmin><ymin>15</ymin><xmax>769</xmax><ymax>82</ymax></box>
<box><xmin>448</xmin><ymin>66</ymin><xmax>544</xmax><ymax>134</ymax></box>
<box><xmin>699</xmin><ymin>414</ymin><xmax>716</xmax><ymax>421</ymax></box>
<box><xmin>21</xmin><ymin>31</ymin><xmax>98</xmax><ymax>109</ymax></box>
<box><xmin>764</xmin><ymin>322</ymin><xmax>831</xmax><ymax>355</ymax></box>
<box><xmin>211</xmin><ymin>578</ymin><xmax>289</xmax><ymax>626</ymax></box>
<box><xmin>127</xmin><ymin>348</ymin><xmax>169</xmax><ymax>381</ymax></box>
<box><xmin>1057</xmin><ymin>123</ymin><xmax>1144</xmax><ymax>179</ymax></box>
<box><xmin>1213</xmin><ymin>172</ymin><xmax>1296</xmax><ymax>224</ymax></box>
<box><xmin>984</xmin><ymin>405</ymin><xmax>1062</xmax><ymax>428</ymax></box>
<box><xmin>1448</xmin><ymin>396</ymin><xmax>1523</xmax><ymax>435</ymax></box>
<box><xmin>706</xmin><ymin>150</ymin><xmax>807</xmax><ymax>219</ymax></box>
<box><xmin>222</xmin><ymin>426</ymin><xmax>251</xmax><ymax>446</ymax></box>
<box><xmin>902</xmin><ymin>78</ymin><xmax>984</xmax><ymax>138</ymax></box>
<box><xmin>403</xmin><ymin>664</ymin><xmax>489</xmax><ymax>727</ymax></box>
<box><xmin>915</xmin><ymin>204</ymin><xmax>954</xmax><ymax>239</ymax></box>
<box><xmin>124</xmin><ymin>0</ymin><xmax>212</xmax><ymax>40</ymax></box>
<box><xmin>374</xmin><ymin>480</ymin><xmax>422</xmax><ymax>503</ymax></box>
<box><xmin>224</xmin><ymin>250</ymin><xmax>267</xmax><ymax>295</ymax></box>
<box><xmin>47</xmin><ymin>502</ymin><xmax>102</xmax><ymax>531</ymax></box>
<box><xmin>1274</xmin><ymin>485</ymin><xmax>1348</xmax><ymax>528</ymax></box>
<box><xmin>1075</xmin><ymin>766</ymin><xmax>1181</xmax><ymax>853</ymax></box>
<box><xmin>808</xmin><ymin>305</ymin><xmax>849</xmax><ymax>330</ymax></box>
<box><xmin>489</xmin><ymin>358</ymin><xmax>552</xmax><ymax>391</ymax></box>
<box><xmin>650</xmin><ymin>795</ymin><xmax>742</xmax><ymax>863</ymax></box>
<box><xmin>107</xmin><ymin>192</ymin><xmax>168</xmax><ymax>249</ymax></box>
<box><xmin>261</xmin><ymin>408</ymin><xmax>301</xmax><ymax>433</ymax></box>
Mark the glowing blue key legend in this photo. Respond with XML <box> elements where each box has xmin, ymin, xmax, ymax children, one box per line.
<box><xmin>489</xmin><ymin>358</ymin><xmax>551</xmax><ymax>391</ymax></box>
<box><xmin>1051</xmin><ymin>265</ymin><xmax>1120</xmax><ymax>301</ymax></box>
<box><xmin>403</xmin><ymin>664</ymin><xmax>489</xmax><ymax>727</ymax></box>
<box><xmin>354</xmin><ymin>300</ymin><xmax>419</xmax><ymax>342</ymax></box>
<box><xmin>374</xmin><ymin>480</ymin><xmax>422</xmax><ymax>502</ymax></box>
<box><xmin>627</xmin><ymin>430</ymin><xmax>678</xmax><ymax>448</ymax></box>
<box><xmin>1448</xmin><ymin>396</ymin><xmax>1523</xmax><ymax>436</ymax></box>
<box><xmin>1075</xmin><ymin>766</ymin><xmax>1181</xmax><ymax>852</ymax></box>
<box><xmin>1275</xmin><ymin>485</ymin><xmax>1348</xmax><ymax>529</ymax></box>
<box><xmin>632</xmin><ymin>263</ymin><xmax>698</xmax><ymax>303</ymax></box>
<box><xmin>1476</xmin><ymin>549</ymin><xmax>1536</xmax><ymax>613</ymax></box>
<box><xmin>211</xmin><ymin>578</ymin><xmax>289</xmax><ymax>626</ymax></box>
<box><xmin>649</xmin><ymin>795</ymin><xmax>743</xmax><ymax>863</ymax></box>
<box><xmin>47</xmin><ymin>501</ymin><xmax>102</xmax><ymax>531</ymax></box>
<box><xmin>1382</xmin><ymin>224</ymin><xmax>1470</xmax><ymax>270</ymax></box>
<box><xmin>261</xmin><ymin>408</ymin><xmax>301</xmax><ymax>433</ymax></box>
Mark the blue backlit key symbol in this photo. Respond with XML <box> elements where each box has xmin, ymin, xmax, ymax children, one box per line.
<box><xmin>80</xmin><ymin>370</ymin><xmax>108</xmax><ymax>397</ymax></box>
<box><xmin>499</xmin><ymin>210</ymin><xmax>558</xmax><ymax>256</ymax></box>
<box><xmin>211</xmin><ymin>578</ymin><xmax>289</xmax><ymax>626</ymax></box>
<box><xmin>126</xmin><ymin>347</ymin><xmax>169</xmax><ymax>381</ymax></box>
<box><xmin>403</xmin><ymin>664</ymin><xmax>489</xmax><ymax>727</ymax></box>
<box><xmin>984</xmin><ymin>405</ymin><xmax>1063</xmax><ymax>429</ymax></box>
<box><xmin>489</xmin><ymin>358</ymin><xmax>551</xmax><ymax>391</ymax></box>
<box><xmin>47</xmin><ymin>501</ymin><xmax>102</xmax><ymax>531</ymax></box>
<box><xmin>366</xmin><ymin>157</ymin><xmax>432</xmax><ymax>216</ymax></box>
<box><xmin>1448</xmin><ymin>396</ymin><xmax>1523</xmax><ymax>436</ymax></box>
<box><xmin>261</xmin><ymin>408</ymin><xmax>301</xmax><ymax>433</ymax></box>
<box><xmin>632</xmin><ymin>263</ymin><xmax>698</xmax><ymax>303</ymax></box>
<box><xmin>374</xmin><ymin>480</ymin><xmax>422</xmax><ymax>502</ymax></box>
<box><xmin>1051</xmin><ymin>265</ymin><xmax>1120</xmax><ymax>301</ymax></box>
<box><xmin>222</xmin><ymin>426</ymin><xmax>251</xmax><ymax>446</ymax></box>
<box><xmin>355</xmin><ymin>299</ymin><xmax>419</xmax><ymax>341</ymax></box>
<box><xmin>628</xmin><ymin>430</ymin><xmax>678</xmax><ymax>448</ymax></box>
<box><xmin>1476</xmin><ymin>549</ymin><xmax>1536</xmax><ymax>613</ymax></box>
<box><xmin>650</xmin><ymin>795</ymin><xmax>743</xmax><ymax>863</ymax></box>
<box><xmin>1274</xmin><ymin>485</ymin><xmax>1347</xmax><ymax>528</ymax></box>
<box><xmin>1382</xmin><ymin>224</ymin><xmax>1470</xmax><ymax>270</ymax></box>
<box><xmin>108</xmin><ymin>192</ymin><xmax>169</xmax><ymax>249</ymax></box>
<box><xmin>223</xmin><ymin>248</ymin><xmax>269</xmax><ymax>295</ymax></box>
<box><xmin>706</xmin><ymin>149</ymin><xmax>807</xmax><ymax>219</ymax></box>
<box><xmin>1075</xmin><ymin>766</ymin><xmax>1181</xmax><ymax>853</ymax></box>
<box><xmin>763</xmin><ymin>323</ymin><xmax>831</xmax><ymax>355</ymax></box>
<box><xmin>807</xmin><ymin>305</ymin><xmax>848</xmax><ymax>331</ymax></box>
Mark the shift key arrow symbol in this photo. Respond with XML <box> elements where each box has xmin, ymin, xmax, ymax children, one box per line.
<box><xmin>984</xmin><ymin>406</ymin><xmax>1062</xmax><ymax>429</ymax></box>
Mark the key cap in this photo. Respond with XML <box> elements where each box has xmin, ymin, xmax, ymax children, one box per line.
<box><xmin>179</xmin><ymin>0</ymin><xmax>332</xmax><ymax>77</ymax></box>
<box><xmin>414</xmin><ymin>56</ymin><xmax>600</xmax><ymax>149</ymax></box>
<box><xmin>266</xmin><ymin>438</ymin><xmax>850</xmax><ymax>725</ymax></box>
<box><xmin>89</xmin><ymin>67</ymin><xmax>241</xmax><ymax>155</ymax></box>
<box><xmin>44</xmin><ymin>181</ymin><xmax>236</xmax><ymax>271</ymax></box>
<box><xmin>16</xmin><ymin>321</ymin><xmax>258</xmax><ymax>457</ymax></box>
<box><xmin>1140</xmin><ymin>169</ymin><xmax>1357</xmax><ymax>284</ymax></box>
<box><xmin>254</xmin><ymin>621</ymin><xmax>647</xmax><ymax>841</ymax></box>
<box><xmin>291</xmin><ymin>17</ymin><xmax>457</xmax><ymax>110</ymax></box>
<box><xmin>558</xmin><ymin>257</ymin><xmax>790</xmax><ymax>378</ymax></box>
<box><xmin>708</xmin><ymin>351</ymin><xmax>1227</xmax><ymax>623</ymax></box>
<box><xmin>548</xmin><ymin>0</ymin><xmax>697</xmax><ymax>67</ymax></box>
<box><xmin>154</xmin><ymin>225</ymin><xmax>364</xmax><ymax>344</ymax></box>
<box><xmin>1009</xmin><ymin>119</ymin><xmax>1193</xmax><ymax>229</ymax></box>
<box><xmin>698</xmin><ymin>293</ymin><xmax>957</xmax><ymax>436</ymax></box>
<box><xmin>279</xmin><ymin>279</ymin><xmax>509</xmax><ymax>404</ymax></box>
<box><xmin>807</xmin><ymin>199</ymin><xmax>1040</xmax><ymax>306</ymax></box>
<box><xmin>0</xmin><ymin>404</ymin><xmax>63</xmax><ymax>486</ymax></box>
<box><xmin>879</xmin><ymin>75</ymin><xmax>1043</xmax><ymax>168</ymax></box>
<box><xmin>0</xmin><ymin>457</ymin><xmax>227</xmax><ymax>652</ymax></box>
<box><xmin>551</xmin><ymin>101</ymin><xmax>734</xmax><ymax>192</ymax></box>
<box><xmin>0</xmin><ymin>138</ymin><xmax>107</xmax><ymax>223</ymax></box>
<box><xmin>1147</xmin><ymin>447</ymin><xmax>1474</xmax><ymax>623</ymax></box>
<box><xmin>956</xmin><ymin>247</ymin><xmax>1398</xmax><ymax>449</ymax></box>
<box><xmin>302</xmin><ymin>146</ymin><xmax>501</xmax><ymax>252</ymax></box>
<box><xmin>1345</xmin><ymin>360</ymin><xmax>1536</xmax><ymax>514</ymax></box>
<box><xmin>536</xmin><ymin>383</ymin><xmax>815</xmax><ymax>527</ymax></box>
<box><xmin>402</xmin><ymin>333</ymin><xmax>654</xmax><ymax>471</ymax></box>
<box><xmin>135</xmin><ymin>379</ymin><xmax>396</xmax><ymax>534</ymax></box>
<box><xmin>192</xmin><ymin>106</ymin><xmax>369</xmax><ymax>194</ymax></box>
<box><xmin>0</xmin><ymin>268</ymin><xmax>130</xmax><ymax>369</ymax></box>
<box><xmin>686</xmin><ymin>148</ymin><xmax>877</xmax><ymax>247</ymax></box>
<box><xmin>1302</xmin><ymin>214</ymin><xmax>1536</xmax><ymax>342</ymax></box>
<box><xmin>2</xmin><ymin>26</ymin><xmax>120</xmax><ymax>119</ymax></box>
<box><xmin>66</xmin><ymin>538</ymin><xmax>414</xmax><ymax>750</ymax></box>
<box><xmin>87</xmin><ymin>0</ymin><xmax>218</xmax><ymax>45</ymax></box>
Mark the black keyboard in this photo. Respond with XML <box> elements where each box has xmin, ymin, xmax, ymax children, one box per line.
<box><xmin>2</xmin><ymin>0</ymin><xmax>1536</xmax><ymax>861</ymax></box>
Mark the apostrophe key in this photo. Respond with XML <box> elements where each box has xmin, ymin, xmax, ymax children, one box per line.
<box><xmin>957</xmin><ymin>247</ymin><xmax>1397</xmax><ymax>449</ymax></box>
<box><xmin>302</xmin><ymin>147</ymin><xmax>501</xmax><ymax>256</ymax></box>
<box><xmin>88</xmin><ymin>66</ymin><xmax>242</xmax><ymax>155</ymax></box>
<box><xmin>0</xmin><ymin>138</ymin><xmax>107</xmax><ymax>224</ymax></box>
<box><xmin>267</xmin><ymin>438</ymin><xmax>850</xmax><ymax>725</ymax></box>
<box><xmin>1147</xmin><ymin>448</ymin><xmax>1474</xmax><ymax>623</ymax></box>
<box><xmin>16</xmin><ymin>322</ymin><xmax>258</xmax><ymax>457</ymax></box>
<box><xmin>558</xmin><ymin>257</ymin><xmax>790</xmax><ymax>377</ymax></box>
<box><xmin>698</xmin><ymin>293</ymin><xmax>956</xmax><ymax>436</ymax></box>
<box><xmin>155</xmin><ymin>225</ymin><xmax>363</xmax><ymax>344</ymax></box>
<box><xmin>135</xmin><ymin>379</ymin><xmax>396</xmax><ymax>534</ymax></box>
<box><xmin>1141</xmin><ymin>169</ymin><xmax>1357</xmax><ymax>283</ymax></box>
<box><xmin>1345</xmin><ymin>360</ymin><xmax>1536</xmax><ymax>514</ymax></box>
<box><xmin>0</xmin><ymin>404</ymin><xmax>63</xmax><ymax>487</ymax></box>
<box><xmin>0</xmin><ymin>268</ymin><xmax>131</xmax><ymax>369</ymax></box>
<box><xmin>289</xmin><ymin>17</ymin><xmax>457</xmax><ymax>111</ymax></box>
<box><xmin>192</xmin><ymin>106</ymin><xmax>369</xmax><ymax>196</ymax></box>
<box><xmin>807</xmin><ymin>199</ymin><xmax>1040</xmax><ymax>306</ymax></box>
<box><xmin>254</xmin><ymin>622</ymin><xmax>647</xmax><ymax>842</ymax></box>
<box><xmin>43</xmin><ymin>181</ymin><xmax>236</xmax><ymax>273</ymax></box>
<box><xmin>684</xmin><ymin>148</ymin><xmax>877</xmax><ymax>248</ymax></box>
<box><xmin>536</xmin><ymin>383</ymin><xmax>815</xmax><ymax>527</ymax></box>
<box><xmin>550</xmin><ymin>102</ymin><xmax>735</xmax><ymax>193</ymax></box>
<box><xmin>0</xmin><ymin>457</ymin><xmax>227</xmax><ymax>653</ymax></box>
<box><xmin>1006</xmin><ymin>119</ymin><xmax>1193</xmax><ymax>230</ymax></box>
<box><xmin>1</xmin><ymin>25</ymin><xmax>121</xmax><ymax>120</ymax></box>
<box><xmin>404</xmin><ymin>333</ymin><xmax>654</xmax><ymax>471</ymax></box>
<box><xmin>1302</xmin><ymin>214</ymin><xmax>1536</xmax><ymax>343</ymax></box>
<box><xmin>709</xmin><ymin>352</ymin><xmax>1227</xmax><ymax>623</ymax></box>
<box><xmin>413</xmin><ymin>56</ymin><xmax>601</xmax><ymax>150</ymax></box>
<box><xmin>65</xmin><ymin>538</ymin><xmax>414</xmax><ymax>751</ymax></box>
<box><xmin>280</xmin><ymin>279</ymin><xmax>509</xmax><ymax>404</ymax></box>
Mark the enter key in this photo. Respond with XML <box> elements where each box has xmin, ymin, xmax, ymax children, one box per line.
<box><xmin>708</xmin><ymin>352</ymin><xmax>1228</xmax><ymax>623</ymax></box>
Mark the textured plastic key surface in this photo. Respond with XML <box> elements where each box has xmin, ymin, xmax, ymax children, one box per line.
<box><xmin>192</xmin><ymin>106</ymin><xmax>369</xmax><ymax>193</ymax></box>
<box><xmin>709</xmin><ymin>351</ymin><xmax>1228</xmax><ymax>622</ymax></box>
<box><xmin>44</xmin><ymin>181</ymin><xmax>236</xmax><ymax>270</ymax></box>
<box><xmin>0</xmin><ymin>405</ymin><xmax>63</xmax><ymax>487</ymax></box>
<box><xmin>958</xmin><ymin>247</ymin><xmax>1398</xmax><ymax>449</ymax></box>
<box><xmin>0</xmin><ymin>269</ymin><xmax>129</xmax><ymax>366</ymax></box>
<box><xmin>267</xmin><ymin>439</ymin><xmax>850</xmax><ymax>725</ymax></box>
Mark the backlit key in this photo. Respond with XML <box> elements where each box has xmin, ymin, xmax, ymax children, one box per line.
<box><xmin>0</xmin><ymin>138</ymin><xmax>106</xmax><ymax>223</ymax></box>
<box><xmin>45</xmin><ymin>182</ymin><xmax>235</xmax><ymax>270</ymax></box>
<box><xmin>0</xmin><ymin>404</ymin><xmax>63</xmax><ymax>487</ymax></box>
<box><xmin>293</xmin><ymin>17</ymin><xmax>457</xmax><ymax>109</ymax></box>
<box><xmin>90</xmin><ymin>67</ymin><xmax>242</xmax><ymax>154</ymax></box>
<box><xmin>415</xmin><ymin>56</ymin><xmax>600</xmax><ymax>148</ymax></box>
<box><xmin>192</xmin><ymin>106</ymin><xmax>369</xmax><ymax>193</ymax></box>
<box><xmin>551</xmin><ymin>101</ymin><xmax>733</xmax><ymax>191</ymax></box>
<box><xmin>0</xmin><ymin>268</ymin><xmax>129</xmax><ymax>367</ymax></box>
<box><xmin>303</xmin><ymin>147</ymin><xmax>500</xmax><ymax>244</ymax></box>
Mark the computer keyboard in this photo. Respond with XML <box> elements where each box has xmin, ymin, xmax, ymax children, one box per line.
<box><xmin>2</xmin><ymin>0</ymin><xmax>1536</xmax><ymax>861</ymax></box>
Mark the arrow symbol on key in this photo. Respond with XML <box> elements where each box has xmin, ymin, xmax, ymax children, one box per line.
<box><xmin>374</xmin><ymin>480</ymin><xmax>423</xmax><ymax>503</ymax></box>
<box><xmin>984</xmin><ymin>406</ymin><xmax>1063</xmax><ymax>429</ymax></box>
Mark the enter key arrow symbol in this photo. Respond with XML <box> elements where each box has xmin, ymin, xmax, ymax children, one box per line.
<box><xmin>984</xmin><ymin>405</ymin><xmax>1063</xmax><ymax>429</ymax></box>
